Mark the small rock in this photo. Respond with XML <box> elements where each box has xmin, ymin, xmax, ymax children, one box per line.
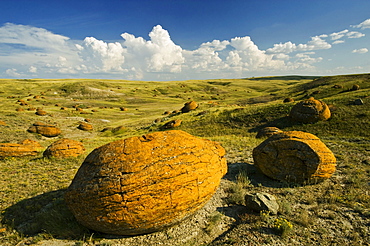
<box><xmin>181</xmin><ymin>101</ymin><xmax>198</xmax><ymax>113</ymax></box>
<box><xmin>43</xmin><ymin>138</ymin><xmax>85</xmax><ymax>158</ymax></box>
<box><xmin>77</xmin><ymin>122</ymin><xmax>93</xmax><ymax>131</ymax></box>
<box><xmin>161</xmin><ymin>119</ymin><xmax>182</xmax><ymax>129</ymax></box>
<box><xmin>245</xmin><ymin>192</ymin><xmax>279</xmax><ymax>214</ymax></box>
<box><xmin>289</xmin><ymin>97</ymin><xmax>331</xmax><ymax>123</ymax></box>
<box><xmin>354</xmin><ymin>99</ymin><xmax>364</xmax><ymax>105</ymax></box>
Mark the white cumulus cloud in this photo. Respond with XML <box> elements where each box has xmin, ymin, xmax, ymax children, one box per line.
<box><xmin>351</xmin><ymin>18</ymin><xmax>370</xmax><ymax>29</ymax></box>
<box><xmin>352</xmin><ymin>48</ymin><xmax>368</xmax><ymax>54</ymax></box>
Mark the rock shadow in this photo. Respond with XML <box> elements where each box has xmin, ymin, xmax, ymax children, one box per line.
<box><xmin>1</xmin><ymin>189</ymin><xmax>91</xmax><ymax>239</ymax></box>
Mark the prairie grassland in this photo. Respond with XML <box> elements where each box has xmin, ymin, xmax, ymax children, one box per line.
<box><xmin>0</xmin><ymin>74</ymin><xmax>369</xmax><ymax>245</ymax></box>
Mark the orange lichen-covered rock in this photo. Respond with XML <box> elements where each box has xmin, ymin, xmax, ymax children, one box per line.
<box><xmin>289</xmin><ymin>97</ymin><xmax>331</xmax><ymax>123</ymax></box>
<box><xmin>180</xmin><ymin>101</ymin><xmax>198</xmax><ymax>113</ymax></box>
<box><xmin>161</xmin><ymin>119</ymin><xmax>182</xmax><ymax>129</ymax></box>
<box><xmin>253</xmin><ymin>131</ymin><xmax>336</xmax><ymax>184</ymax></box>
<box><xmin>65</xmin><ymin>130</ymin><xmax>227</xmax><ymax>235</ymax></box>
<box><xmin>27</xmin><ymin>122</ymin><xmax>61</xmax><ymax>137</ymax></box>
<box><xmin>0</xmin><ymin>139</ymin><xmax>43</xmax><ymax>158</ymax></box>
<box><xmin>43</xmin><ymin>138</ymin><xmax>85</xmax><ymax>158</ymax></box>
<box><xmin>77</xmin><ymin>122</ymin><xmax>93</xmax><ymax>131</ymax></box>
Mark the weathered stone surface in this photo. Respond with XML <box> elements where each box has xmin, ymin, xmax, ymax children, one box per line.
<box><xmin>161</xmin><ymin>119</ymin><xmax>182</xmax><ymax>129</ymax></box>
<box><xmin>245</xmin><ymin>192</ymin><xmax>279</xmax><ymax>214</ymax></box>
<box><xmin>43</xmin><ymin>138</ymin><xmax>85</xmax><ymax>158</ymax></box>
<box><xmin>289</xmin><ymin>97</ymin><xmax>331</xmax><ymax>123</ymax></box>
<box><xmin>180</xmin><ymin>101</ymin><xmax>198</xmax><ymax>113</ymax></box>
<box><xmin>256</xmin><ymin>127</ymin><xmax>283</xmax><ymax>138</ymax></box>
<box><xmin>65</xmin><ymin>130</ymin><xmax>227</xmax><ymax>235</ymax></box>
<box><xmin>27</xmin><ymin>122</ymin><xmax>61</xmax><ymax>137</ymax></box>
<box><xmin>77</xmin><ymin>122</ymin><xmax>93</xmax><ymax>131</ymax></box>
<box><xmin>0</xmin><ymin>139</ymin><xmax>43</xmax><ymax>158</ymax></box>
<box><xmin>253</xmin><ymin>131</ymin><xmax>336</xmax><ymax>184</ymax></box>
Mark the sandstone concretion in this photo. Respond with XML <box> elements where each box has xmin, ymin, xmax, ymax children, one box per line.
<box><xmin>180</xmin><ymin>101</ymin><xmax>198</xmax><ymax>113</ymax></box>
<box><xmin>65</xmin><ymin>130</ymin><xmax>227</xmax><ymax>235</ymax></box>
<box><xmin>43</xmin><ymin>138</ymin><xmax>85</xmax><ymax>158</ymax></box>
<box><xmin>0</xmin><ymin>139</ymin><xmax>43</xmax><ymax>158</ymax></box>
<box><xmin>289</xmin><ymin>97</ymin><xmax>331</xmax><ymax>123</ymax></box>
<box><xmin>27</xmin><ymin>122</ymin><xmax>61</xmax><ymax>137</ymax></box>
<box><xmin>161</xmin><ymin>119</ymin><xmax>182</xmax><ymax>129</ymax></box>
<box><xmin>253</xmin><ymin>131</ymin><xmax>336</xmax><ymax>184</ymax></box>
<box><xmin>77</xmin><ymin>122</ymin><xmax>93</xmax><ymax>131</ymax></box>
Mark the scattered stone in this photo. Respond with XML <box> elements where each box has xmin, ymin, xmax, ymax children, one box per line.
<box><xmin>245</xmin><ymin>192</ymin><xmax>279</xmax><ymax>214</ymax></box>
<box><xmin>43</xmin><ymin>138</ymin><xmax>85</xmax><ymax>158</ymax></box>
<box><xmin>256</xmin><ymin>127</ymin><xmax>283</xmax><ymax>138</ymax></box>
<box><xmin>351</xmin><ymin>84</ymin><xmax>360</xmax><ymax>91</ymax></box>
<box><xmin>120</xmin><ymin>107</ymin><xmax>128</xmax><ymax>111</ymax></box>
<box><xmin>332</xmin><ymin>84</ymin><xmax>343</xmax><ymax>89</ymax></box>
<box><xmin>0</xmin><ymin>120</ymin><xmax>6</xmax><ymax>126</ymax></box>
<box><xmin>161</xmin><ymin>119</ymin><xmax>182</xmax><ymax>129</ymax></box>
<box><xmin>283</xmin><ymin>97</ymin><xmax>294</xmax><ymax>103</ymax></box>
<box><xmin>0</xmin><ymin>139</ymin><xmax>43</xmax><ymax>158</ymax></box>
<box><xmin>289</xmin><ymin>97</ymin><xmax>331</xmax><ymax>123</ymax></box>
<box><xmin>354</xmin><ymin>99</ymin><xmax>364</xmax><ymax>105</ymax></box>
<box><xmin>65</xmin><ymin>130</ymin><xmax>227</xmax><ymax>235</ymax></box>
<box><xmin>77</xmin><ymin>122</ymin><xmax>93</xmax><ymax>131</ymax></box>
<box><xmin>180</xmin><ymin>101</ymin><xmax>198</xmax><ymax>113</ymax></box>
<box><xmin>36</xmin><ymin>109</ymin><xmax>48</xmax><ymax>116</ymax></box>
<box><xmin>253</xmin><ymin>131</ymin><xmax>336</xmax><ymax>184</ymax></box>
<box><xmin>15</xmin><ymin>108</ymin><xmax>24</xmax><ymax>112</ymax></box>
<box><xmin>27</xmin><ymin>122</ymin><xmax>61</xmax><ymax>137</ymax></box>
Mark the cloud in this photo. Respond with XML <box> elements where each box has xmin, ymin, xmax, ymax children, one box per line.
<box><xmin>5</xmin><ymin>68</ymin><xmax>20</xmax><ymax>77</ymax></box>
<box><xmin>347</xmin><ymin>31</ymin><xmax>365</xmax><ymax>39</ymax></box>
<box><xmin>352</xmin><ymin>48</ymin><xmax>368</xmax><ymax>54</ymax></box>
<box><xmin>333</xmin><ymin>40</ymin><xmax>345</xmax><ymax>44</ymax></box>
<box><xmin>265</xmin><ymin>36</ymin><xmax>331</xmax><ymax>54</ymax></box>
<box><xmin>330</xmin><ymin>30</ymin><xmax>349</xmax><ymax>40</ymax></box>
<box><xmin>351</xmin><ymin>18</ymin><xmax>370</xmax><ymax>29</ymax></box>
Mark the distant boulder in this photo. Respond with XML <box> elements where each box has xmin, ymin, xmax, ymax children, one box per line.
<box><xmin>289</xmin><ymin>97</ymin><xmax>331</xmax><ymax>123</ymax></box>
<box><xmin>27</xmin><ymin>122</ymin><xmax>61</xmax><ymax>137</ymax></box>
<box><xmin>180</xmin><ymin>101</ymin><xmax>198</xmax><ymax>113</ymax></box>
<box><xmin>256</xmin><ymin>127</ymin><xmax>283</xmax><ymax>138</ymax></box>
<box><xmin>0</xmin><ymin>139</ymin><xmax>43</xmax><ymax>158</ymax></box>
<box><xmin>283</xmin><ymin>97</ymin><xmax>294</xmax><ymax>103</ymax></box>
<box><xmin>77</xmin><ymin>122</ymin><xmax>93</xmax><ymax>131</ymax></box>
<box><xmin>351</xmin><ymin>84</ymin><xmax>360</xmax><ymax>91</ymax></box>
<box><xmin>161</xmin><ymin>119</ymin><xmax>182</xmax><ymax>129</ymax></box>
<box><xmin>43</xmin><ymin>138</ymin><xmax>85</xmax><ymax>158</ymax></box>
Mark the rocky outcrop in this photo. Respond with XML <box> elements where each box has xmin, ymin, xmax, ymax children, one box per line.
<box><xmin>289</xmin><ymin>97</ymin><xmax>331</xmax><ymax>123</ymax></box>
<box><xmin>0</xmin><ymin>139</ymin><xmax>43</xmax><ymax>158</ymax></box>
<box><xmin>27</xmin><ymin>122</ymin><xmax>61</xmax><ymax>137</ymax></box>
<box><xmin>253</xmin><ymin>131</ymin><xmax>336</xmax><ymax>184</ymax></box>
<box><xmin>65</xmin><ymin>130</ymin><xmax>227</xmax><ymax>235</ymax></box>
<box><xmin>43</xmin><ymin>139</ymin><xmax>85</xmax><ymax>158</ymax></box>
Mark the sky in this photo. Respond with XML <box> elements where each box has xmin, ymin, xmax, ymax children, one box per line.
<box><xmin>0</xmin><ymin>0</ymin><xmax>370</xmax><ymax>81</ymax></box>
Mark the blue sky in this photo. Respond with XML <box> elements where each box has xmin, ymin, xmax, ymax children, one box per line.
<box><xmin>0</xmin><ymin>0</ymin><xmax>370</xmax><ymax>81</ymax></box>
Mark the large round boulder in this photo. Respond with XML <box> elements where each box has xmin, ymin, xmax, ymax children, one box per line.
<box><xmin>65</xmin><ymin>130</ymin><xmax>227</xmax><ymax>235</ymax></box>
<box><xmin>43</xmin><ymin>138</ymin><xmax>85</xmax><ymax>158</ymax></box>
<box><xmin>289</xmin><ymin>97</ymin><xmax>331</xmax><ymax>123</ymax></box>
<box><xmin>253</xmin><ymin>131</ymin><xmax>336</xmax><ymax>184</ymax></box>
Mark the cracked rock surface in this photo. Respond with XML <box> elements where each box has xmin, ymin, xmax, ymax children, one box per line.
<box><xmin>43</xmin><ymin>138</ymin><xmax>85</xmax><ymax>158</ymax></box>
<box><xmin>65</xmin><ymin>130</ymin><xmax>227</xmax><ymax>235</ymax></box>
<box><xmin>289</xmin><ymin>97</ymin><xmax>331</xmax><ymax>123</ymax></box>
<box><xmin>253</xmin><ymin>131</ymin><xmax>336</xmax><ymax>184</ymax></box>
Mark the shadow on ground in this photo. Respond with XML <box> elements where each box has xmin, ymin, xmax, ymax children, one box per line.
<box><xmin>1</xmin><ymin>189</ymin><xmax>91</xmax><ymax>239</ymax></box>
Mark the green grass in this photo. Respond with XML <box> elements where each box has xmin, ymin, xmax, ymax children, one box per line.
<box><xmin>0</xmin><ymin>73</ymin><xmax>369</xmax><ymax>245</ymax></box>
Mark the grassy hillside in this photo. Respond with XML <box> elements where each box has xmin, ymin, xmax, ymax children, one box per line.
<box><xmin>0</xmin><ymin>74</ymin><xmax>369</xmax><ymax>245</ymax></box>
